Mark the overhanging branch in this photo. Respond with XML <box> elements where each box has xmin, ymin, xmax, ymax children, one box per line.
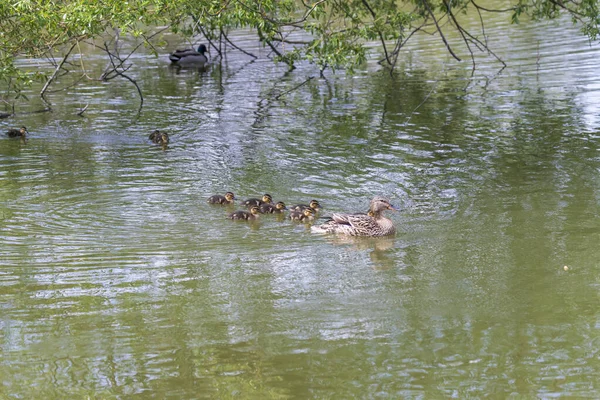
<box><xmin>420</xmin><ymin>0</ymin><xmax>461</xmax><ymax>61</ymax></box>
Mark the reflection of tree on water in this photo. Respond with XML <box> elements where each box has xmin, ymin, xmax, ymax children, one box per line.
<box><xmin>325</xmin><ymin>235</ymin><xmax>399</xmax><ymax>270</ymax></box>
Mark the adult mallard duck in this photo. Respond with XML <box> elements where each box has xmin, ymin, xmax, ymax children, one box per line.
<box><xmin>289</xmin><ymin>199</ymin><xmax>322</xmax><ymax>212</ymax></box>
<box><xmin>6</xmin><ymin>126</ymin><xmax>27</xmax><ymax>138</ymax></box>
<box><xmin>149</xmin><ymin>130</ymin><xmax>170</xmax><ymax>145</ymax></box>
<box><xmin>290</xmin><ymin>207</ymin><xmax>315</xmax><ymax>222</ymax></box>
<box><xmin>260</xmin><ymin>201</ymin><xmax>287</xmax><ymax>213</ymax></box>
<box><xmin>241</xmin><ymin>194</ymin><xmax>273</xmax><ymax>207</ymax></box>
<box><xmin>229</xmin><ymin>206</ymin><xmax>260</xmax><ymax>220</ymax></box>
<box><xmin>169</xmin><ymin>44</ymin><xmax>209</xmax><ymax>66</ymax></box>
<box><xmin>208</xmin><ymin>192</ymin><xmax>236</xmax><ymax>205</ymax></box>
<box><xmin>311</xmin><ymin>197</ymin><xmax>397</xmax><ymax>237</ymax></box>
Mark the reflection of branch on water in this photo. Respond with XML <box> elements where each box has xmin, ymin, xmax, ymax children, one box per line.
<box><xmin>254</xmin><ymin>75</ymin><xmax>314</xmax><ymax>127</ymax></box>
<box><xmin>275</xmin><ymin>76</ymin><xmax>314</xmax><ymax>100</ymax></box>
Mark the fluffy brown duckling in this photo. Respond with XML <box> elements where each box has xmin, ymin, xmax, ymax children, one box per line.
<box><xmin>208</xmin><ymin>192</ymin><xmax>236</xmax><ymax>205</ymax></box>
<box><xmin>229</xmin><ymin>206</ymin><xmax>261</xmax><ymax>220</ymax></box>
<box><xmin>289</xmin><ymin>207</ymin><xmax>315</xmax><ymax>222</ymax></box>
<box><xmin>149</xmin><ymin>130</ymin><xmax>170</xmax><ymax>145</ymax></box>
<box><xmin>241</xmin><ymin>194</ymin><xmax>273</xmax><ymax>207</ymax></box>
<box><xmin>6</xmin><ymin>126</ymin><xmax>28</xmax><ymax>138</ymax></box>
<box><xmin>289</xmin><ymin>199</ymin><xmax>322</xmax><ymax>212</ymax></box>
<box><xmin>260</xmin><ymin>201</ymin><xmax>287</xmax><ymax>214</ymax></box>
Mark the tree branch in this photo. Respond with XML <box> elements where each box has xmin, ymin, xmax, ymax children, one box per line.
<box><xmin>361</xmin><ymin>0</ymin><xmax>392</xmax><ymax>66</ymax></box>
<box><xmin>103</xmin><ymin>43</ymin><xmax>143</xmax><ymax>113</ymax></box>
<box><xmin>420</xmin><ymin>0</ymin><xmax>461</xmax><ymax>61</ymax></box>
<box><xmin>221</xmin><ymin>28</ymin><xmax>257</xmax><ymax>58</ymax></box>
<box><xmin>547</xmin><ymin>0</ymin><xmax>587</xmax><ymax>20</ymax></box>
<box><xmin>385</xmin><ymin>20</ymin><xmax>428</xmax><ymax>74</ymax></box>
<box><xmin>444</xmin><ymin>0</ymin><xmax>506</xmax><ymax>67</ymax></box>
<box><xmin>470</xmin><ymin>1</ymin><xmax>518</xmax><ymax>13</ymax></box>
<box><xmin>40</xmin><ymin>41</ymin><xmax>78</xmax><ymax>104</ymax></box>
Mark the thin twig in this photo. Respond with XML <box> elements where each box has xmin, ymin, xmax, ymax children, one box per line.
<box><xmin>386</xmin><ymin>20</ymin><xmax>428</xmax><ymax>74</ymax></box>
<box><xmin>77</xmin><ymin>104</ymin><xmax>89</xmax><ymax>116</ymax></box>
<box><xmin>470</xmin><ymin>1</ymin><xmax>518</xmax><ymax>13</ymax></box>
<box><xmin>103</xmin><ymin>43</ymin><xmax>144</xmax><ymax>113</ymax></box>
<box><xmin>361</xmin><ymin>0</ymin><xmax>392</xmax><ymax>66</ymax></box>
<box><xmin>420</xmin><ymin>0</ymin><xmax>461</xmax><ymax>61</ymax></box>
<box><xmin>221</xmin><ymin>28</ymin><xmax>257</xmax><ymax>58</ymax></box>
<box><xmin>547</xmin><ymin>0</ymin><xmax>586</xmax><ymax>20</ymax></box>
<box><xmin>443</xmin><ymin>0</ymin><xmax>474</xmax><ymax>71</ymax></box>
<box><xmin>458</xmin><ymin>23</ymin><xmax>506</xmax><ymax>66</ymax></box>
<box><xmin>275</xmin><ymin>76</ymin><xmax>314</xmax><ymax>100</ymax></box>
<box><xmin>40</xmin><ymin>41</ymin><xmax>77</xmax><ymax>103</ymax></box>
<box><xmin>473</xmin><ymin>1</ymin><xmax>488</xmax><ymax>48</ymax></box>
<box><xmin>236</xmin><ymin>0</ymin><xmax>327</xmax><ymax>27</ymax></box>
<box><xmin>195</xmin><ymin>20</ymin><xmax>221</xmax><ymax>59</ymax></box>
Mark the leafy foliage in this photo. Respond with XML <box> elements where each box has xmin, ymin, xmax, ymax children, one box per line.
<box><xmin>1</xmin><ymin>0</ymin><xmax>599</xmax><ymax>103</ymax></box>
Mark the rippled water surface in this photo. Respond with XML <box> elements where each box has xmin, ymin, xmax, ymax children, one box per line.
<box><xmin>2</xmin><ymin>10</ymin><xmax>600</xmax><ymax>399</ymax></box>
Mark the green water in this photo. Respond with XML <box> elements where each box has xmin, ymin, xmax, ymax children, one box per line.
<box><xmin>2</xmin><ymin>13</ymin><xmax>600</xmax><ymax>399</ymax></box>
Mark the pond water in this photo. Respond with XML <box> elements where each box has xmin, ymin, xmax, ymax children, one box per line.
<box><xmin>2</xmin><ymin>9</ymin><xmax>600</xmax><ymax>399</ymax></box>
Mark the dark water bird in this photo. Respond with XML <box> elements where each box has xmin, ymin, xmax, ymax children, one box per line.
<box><xmin>208</xmin><ymin>192</ymin><xmax>236</xmax><ymax>205</ymax></box>
<box><xmin>311</xmin><ymin>197</ymin><xmax>398</xmax><ymax>237</ymax></box>
<box><xmin>6</xmin><ymin>126</ymin><xmax>27</xmax><ymax>138</ymax></box>
<box><xmin>260</xmin><ymin>201</ymin><xmax>287</xmax><ymax>214</ymax></box>
<box><xmin>241</xmin><ymin>194</ymin><xmax>273</xmax><ymax>208</ymax></box>
<box><xmin>289</xmin><ymin>207</ymin><xmax>315</xmax><ymax>222</ymax></box>
<box><xmin>149</xmin><ymin>130</ymin><xmax>169</xmax><ymax>146</ymax></box>
<box><xmin>289</xmin><ymin>199</ymin><xmax>321</xmax><ymax>212</ymax></box>
<box><xmin>229</xmin><ymin>206</ymin><xmax>261</xmax><ymax>220</ymax></box>
<box><xmin>169</xmin><ymin>44</ymin><xmax>209</xmax><ymax>66</ymax></box>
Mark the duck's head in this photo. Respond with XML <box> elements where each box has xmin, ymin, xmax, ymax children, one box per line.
<box><xmin>197</xmin><ymin>44</ymin><xmax>208</xmax><ymax>54</ymax></box>
<box><xmin>309</xmin><ymin>200</ymin><xmax>321</xmax><ymax>209</ymax></box>
<box><xmin>303</xmin><ymin>208</ymin><xmax>315</xmax><ymax>218</ymax></box>
<box><xmin>262</xmin><ymin>194</ymin><xmax>273</xmax><ymax>203</ymax></box>
<box><xmin>250</xmin><ymin>206</ymin><xmax>261</xmax><ymax>215</ymax></box>
<box><xmin>275</xmin><ymin>201</ymin><xmax>287</xmax><ymax>210</ymax></box>
<box><xmin>370</xmin><ymin>197</ymin><xmax>398</xmax><ymax>214</ymax></box>
<box><xmin>225</xmin><ymin>192</ymin><xmax>236</xmax><ymax>201</ymax></box>
<box><xmin>19</xmin><ymin>126</ymin><xmax>28</xmax><ymax>136</ymax></box>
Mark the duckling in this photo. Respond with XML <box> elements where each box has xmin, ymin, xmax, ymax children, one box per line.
<box><xmin>149</xmin><ymin>130</ymin><xmax>169</xmax><ymax>145</ymax></box>
<box><xmin>241</xmin><ymin>194</ymin><xmax>273</xmax><ymax>207</ymax></box>
<box><xmin>289</xmin><ymin>199</ymin><xmax>322</xmax><ymax>212</ymax></box>
<box><xmin>229</xmin><ymin>206</ymin><xmax>261</xmax><ymax>220</ymax></box>
<box><xmin>207</xmin><ymin>192</ymin><xmax>236</xmax><ymax>205</ymax></box>
<box><xmin>6</xmin><ymin>126</ymin><xmax>27</xmax><ymax>138</ymax></box>
<box><xmin>260</xmin><ymin>201</ymin><xmax>287</xmax><ymax>213</ymax></box>
<box><xmin>289</xmin><ymin>207</ymin><xmax>315</xmax><ymax>222</ymax></box>
<box><xmin>311</xmin><ymin>197</ymin><xmax>397</xmax><ymax>237</ymax></box>
<box><xmin>169</xmin><ymin>44</ymin><xmax>209</xmax><ymax>66</ymax></box>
